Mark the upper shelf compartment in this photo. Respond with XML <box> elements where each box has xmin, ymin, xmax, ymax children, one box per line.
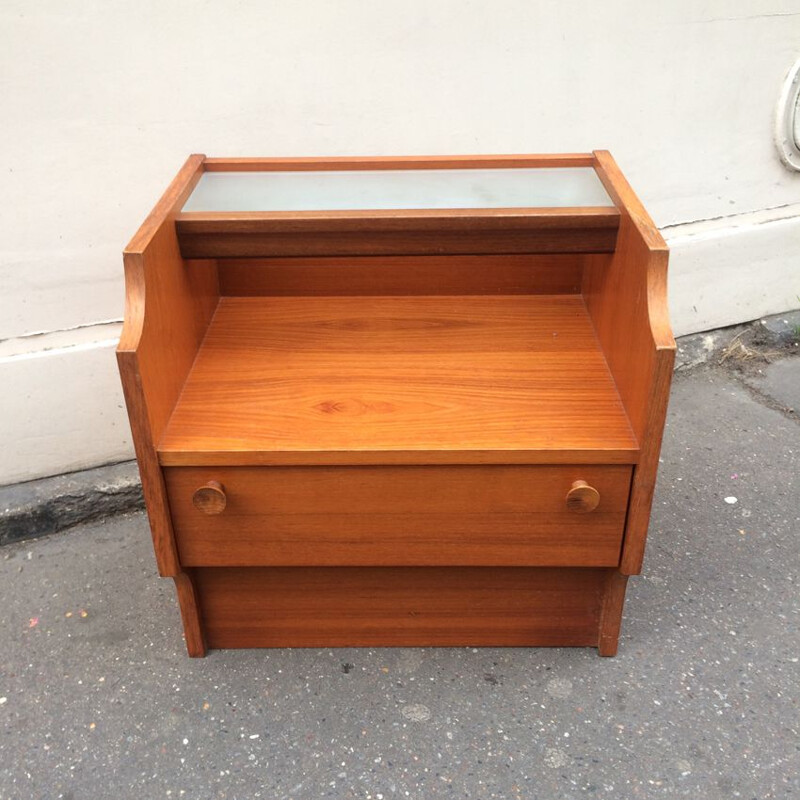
<box><xmin>183</xmin><ymin>167</ymin><xmax>613</xmax><ymax>212</ymax></box>
<box><xmin>175</xmin><ymin>155</ymin><xmax>620</xmax><ymax>258</ymax></box>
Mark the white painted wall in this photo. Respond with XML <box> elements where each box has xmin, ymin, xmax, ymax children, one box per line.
<box><xmin>1</xmin><ymin>1</ymin><xmax>799</xmax><ymax>485</ymax></box>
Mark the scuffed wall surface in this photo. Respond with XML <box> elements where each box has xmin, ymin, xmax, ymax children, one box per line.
<box><xmin>1</xmin><ymin>1</ymin><xmax>799</xmax><ymax>483</ymax></box>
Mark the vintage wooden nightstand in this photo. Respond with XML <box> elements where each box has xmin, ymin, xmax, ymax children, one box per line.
<box><xmin>117</xmin><ymin>152</ymin><xmax>674</xmax><ymax>657</ymax></box>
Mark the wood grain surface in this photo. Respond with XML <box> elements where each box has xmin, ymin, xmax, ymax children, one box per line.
<box><xmin>165</xmin><ymin>465</ymin><xmax>631</xmax><ymax>567</ymax></box>
<box><xmin>158</xmin><ymin>295</ymin><xmax>639</xmax><ymax>466</ymax></box>
<box><xmin>588</xmin><ymin>151</ymin><xmax>676</xmax><ymax>574</ymax></box>
<box><xmin>172</xmin><ymin>571</ymin><xmax>207</xmax><ymax>657</ymax></box>
<box><xmin>202</xmin><ymin>154</ymin><xmax>597</xmax><ymax>171</ymax></box>
<box><xmin>217</xmin><ymin>254</ymin><xmax>583</xmax><ymax>297</ymax></box>
<box><xmin>176</xmin><ymin>207</ymin><xmax>619</xmax><ymax>258</ymax></box>
<box><xmin>597</xmin><ymin>569</ymin><xmax>628</xmax><ymax>656</ymax></box>
<box><xmin>117</xmin><ymin>154</ymin><xmax>218</xmax><ymax>576</ymax></box>
<box><xmin>194</xmin><ymin>566</ymin><xmax>609</xmax><ymax>648</ymax></box>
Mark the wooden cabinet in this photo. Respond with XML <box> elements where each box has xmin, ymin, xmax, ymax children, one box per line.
<box><xmin>118</xmin><ymin>152</ymin><xmax>675</xmax><ymax>657</ymax></box>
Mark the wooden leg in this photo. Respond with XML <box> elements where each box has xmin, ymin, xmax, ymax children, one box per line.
<box><xmin>173</xmin><ymin>570</ymin><xmax>208</xmax><ymax>657</ymax></box>
<box><xmin>597</xmin><ymin>570</ymin><xmax>628</xmax><ymax>657</ymax></box>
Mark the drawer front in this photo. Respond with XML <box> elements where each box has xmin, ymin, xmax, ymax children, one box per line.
<box><xmin>165</xmin><ymin>465</ymin><xmax>632</xmax><ymax>567</ymax></box>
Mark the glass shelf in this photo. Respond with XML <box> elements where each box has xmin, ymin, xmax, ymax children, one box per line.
<box><xmin>182</xmin><ymin>167</ymin><xmax>613</xmax><ymax>213</ymax></box>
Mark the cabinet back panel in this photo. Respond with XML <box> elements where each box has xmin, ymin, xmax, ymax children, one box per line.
<box><xmin>215</xmin><ymin>254</ymin><xmax>583</xmax><ymax>296</ymax></box>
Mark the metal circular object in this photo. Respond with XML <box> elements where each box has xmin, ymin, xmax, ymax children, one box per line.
<box><xmin>775</xmin><ymin>58</ymin><xmax>800</xmax><ymax>171</ymax></box>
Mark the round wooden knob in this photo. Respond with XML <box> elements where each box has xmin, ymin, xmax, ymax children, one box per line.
<box><xmin>192</xmin><ymin>481</ymin><xmax>226</xmax><ymax>514</ymax></box>
<box><xmin>566</xmin><ymin>480</ymin><xmax>600</xmax><ymax>513</ymax></box>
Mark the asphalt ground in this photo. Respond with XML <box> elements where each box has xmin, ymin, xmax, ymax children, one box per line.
<box><xmin>1</xmin><ymin>360</ymin><xmax>798</xmax><ymax>799</ymax></box>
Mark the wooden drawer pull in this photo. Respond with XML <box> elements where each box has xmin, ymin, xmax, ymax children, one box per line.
<box><xmin>192</xmin><ymin>481</ymin><xmax>227</xmax><ymax>514</ymax></box>
<box><xmin>566</xmin><ymin>480</ymin><xmax>600</xmax><ymax>513</ymax></box>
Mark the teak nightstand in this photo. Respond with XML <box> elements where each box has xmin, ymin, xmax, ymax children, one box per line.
<box><xmin>118</xmin><ymin>152</ymin><xmax>675</xmax><ymax>657</ymax></box>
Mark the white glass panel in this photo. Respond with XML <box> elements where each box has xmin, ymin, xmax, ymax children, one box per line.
<box><xmin>182</xmin><ymin>167</ymin><xmax>612</xmax><ymax>212</ymax></box>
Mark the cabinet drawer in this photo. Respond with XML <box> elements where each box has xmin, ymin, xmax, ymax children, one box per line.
<box><xmin>164</xmin><ymin>465</ymin><xmax>632</xmax><ymax>567</ymax></box>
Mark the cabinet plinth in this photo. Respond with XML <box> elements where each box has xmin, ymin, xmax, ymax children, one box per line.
<box><xmin>118</xmin><ymin>152</ymin><xmax>674</xmax><ymax>657</ymax></box>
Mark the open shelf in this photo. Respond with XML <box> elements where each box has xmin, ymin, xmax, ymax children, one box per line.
<box><xmin>182</xmin><ymin>166</ymin><xmax>614</xmax><ymax>211</ymax></box>
<box><xmin>158</xmin><ymin>294</ymin><xmax>638</xmax><ymax>466</ymax></box>
<box><xmin>175</xmin><ymin>161</ymin><xmax>619</xmax><ymax>258</ymax></box>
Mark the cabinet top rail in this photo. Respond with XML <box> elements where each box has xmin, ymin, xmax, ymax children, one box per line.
<box><xmin>201</xmin><ymin>154</ymin><xmax>596</xmax><ymax>171</ymax></box>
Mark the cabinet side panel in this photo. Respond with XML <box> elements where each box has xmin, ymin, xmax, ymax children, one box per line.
<box><xmin>584</xmin><ymin>152</ymin><xmax>676</xmax><ymax>575</ymax></box>
<box><xmin>173</xmin><ymin>570</ymin><xmax>207</xmax><ymax>657</ymax></box>
<box><xmin>117</xmin><ymin>154</ymin><xmax>219</xmax><ymax>576</ymax></box>
<box><xmin>598</xmin><ymin>570</ymin><xmax>629</xmax><ymax>656</ymax></box>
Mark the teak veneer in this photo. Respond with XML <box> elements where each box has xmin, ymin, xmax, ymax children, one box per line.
<box><xmin>158</xmin><ymin>295</ymin><xmax>638</xmax><ymax>466</ymax></box>
<box><xmin>118</xmin><ymin>152</ymin><xmax>674</xmax><ymax>657</ymax></box>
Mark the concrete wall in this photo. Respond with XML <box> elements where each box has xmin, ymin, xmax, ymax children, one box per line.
<box><xmin>2</xmin><ymin>1</ymin><xmax>799</xmax><ymax>485</ymax></box>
